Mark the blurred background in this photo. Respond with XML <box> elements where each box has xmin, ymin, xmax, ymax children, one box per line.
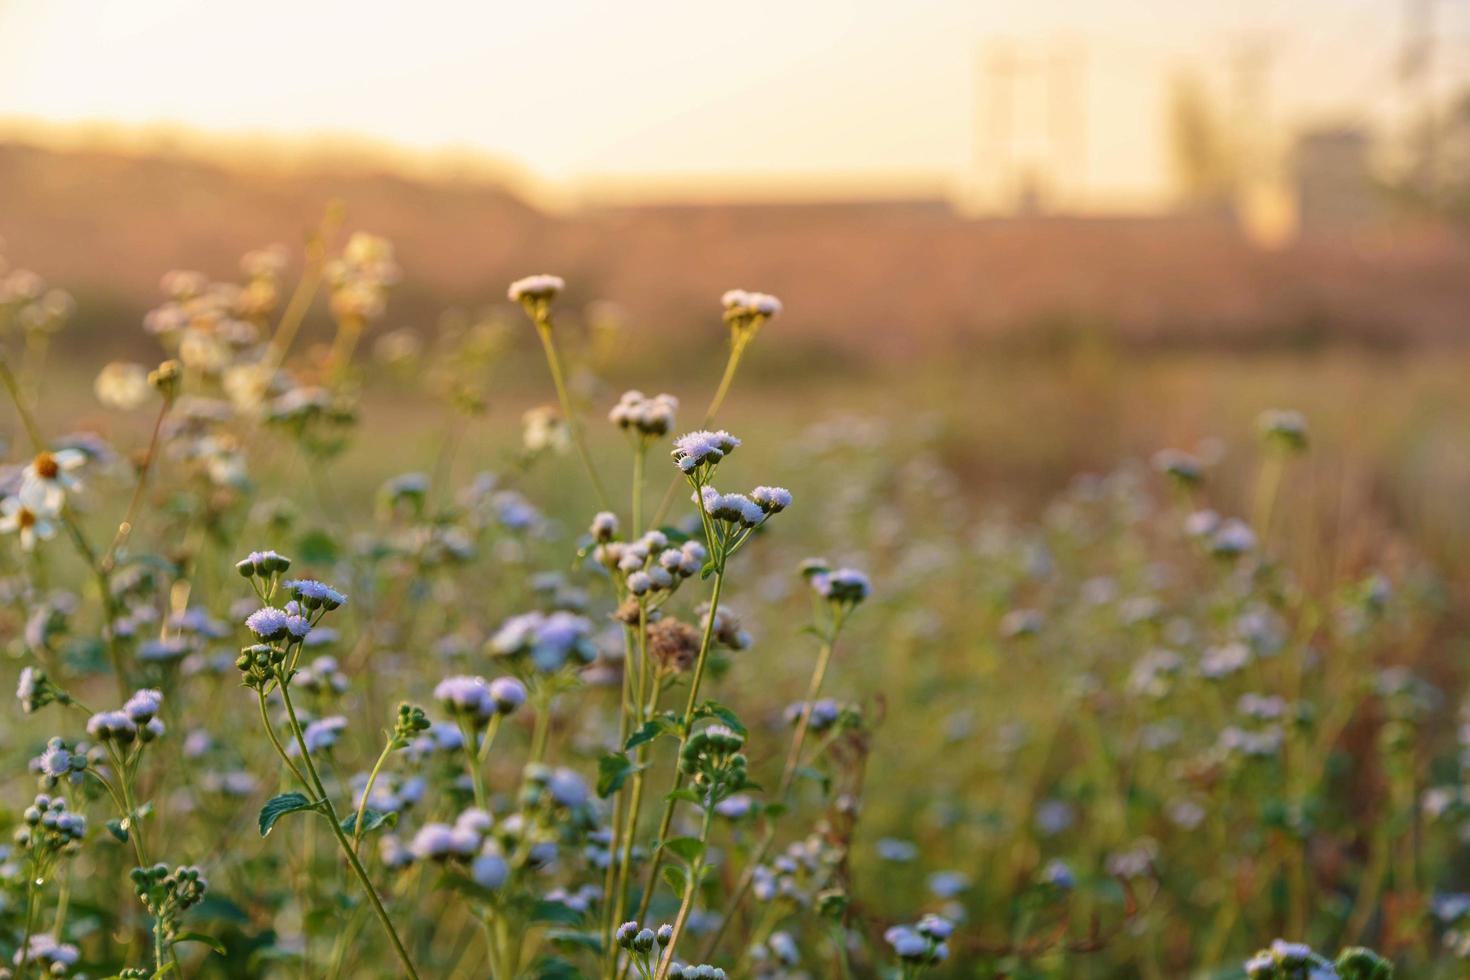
<box><xmin>1</xmin><ymin>0</ymin><xmax>1468</xmax><ymax>539</ymax></box>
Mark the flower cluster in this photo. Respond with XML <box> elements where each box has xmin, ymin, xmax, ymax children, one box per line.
<box><xmin>611</xmin><ymin>390</ymin><xmax>678</xmax><ymax>438</ymax></box>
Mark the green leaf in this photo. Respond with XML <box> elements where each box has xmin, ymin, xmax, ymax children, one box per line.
<box><xmin>662</xmin><ymin>836</ymin><xmax>705</xmax><ymax>865</ymax></box>
<box><xmin>339</xmin><ymin>808</ymin><xmax>398</xmax><ymax>835</ymax></box>
<box><xmin>624</xmin><ymin>714</ymin><xmax>679</xmax><ymax>751</ymax></box>
<box><xmin>105</xmin><ymin>818</ymin><xmax>129</xmax><ymax>843</ymax></box>
<box><xmin>661</xmin><ymin>863</ymin><xmax>688</xmax><ymax>894</ymax></box>
<box><xmin>693</xmin><ymin>700</ymin><xmax>746</xmax><ymax>735</ymax></box>
<box><xmin>173</xmin><ymin>931</ymin><xmax>227</xmax><ymax>955</ymax></box>
<box><xmin>258</xmin><ymin>792</ymin><xmax>318</xmax><ymax>837</ymax></box>
<box><xmin>664</xmin><ymin>787</ymin><xmax>702</xmax><ymax>805</ymax></box>
<box><xmin>597</xmin><ymin>753</ymin><xmax>645</xmax><ymax>798</ymax></box>
<box><xmin>794</xmin><ymin>765</ymin><xmax>830</xmax><ymax>795</ymax></box>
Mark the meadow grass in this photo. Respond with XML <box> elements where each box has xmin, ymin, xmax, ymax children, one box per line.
<box><xmin>0</xmin><ymin>236</ymin><xmax>1458</xmax><ymax>979</ymax></box>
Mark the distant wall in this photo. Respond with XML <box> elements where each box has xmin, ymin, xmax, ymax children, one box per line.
<box><xmin>2</xmin><ymin>140</ymin><xmax>1468</xmax><ymax>361</ymax></box>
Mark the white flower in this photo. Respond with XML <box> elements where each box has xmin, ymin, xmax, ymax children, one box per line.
<box><xmin>94</xmin><ymin>362</ymin><xmax>151</xmax><ymax>410</ymax></box>
<box><xmin>0</xmin><ymin>497</ymin><xmax>56</xmax><ymax>551</ymax></box>
<box><xmin>20</xmin><ymin>449</ymin><xmax>85</xmax><ymax>512</ymax></box>
<box><xmin>507</xmin><ymin>274</ymin><xmax>565</xmax><ymax>303</ymax></box>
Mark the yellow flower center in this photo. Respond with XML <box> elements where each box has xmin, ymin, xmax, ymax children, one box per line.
<box><xmin>33</xmin><ymin>452</ymin><xmax>59</xmax><ymax>479</ymax></box>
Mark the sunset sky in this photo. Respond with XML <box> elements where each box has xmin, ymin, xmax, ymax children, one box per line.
<box><xmin>1</xmin><ymin>0</ymin><xmax>1464</xmax><ymax>208</ymax></box>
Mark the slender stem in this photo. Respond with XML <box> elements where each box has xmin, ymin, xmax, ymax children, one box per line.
<box><xmin>650</xmin><ymin>334</ymin><xmax>749</xmax><ymax>526</ymax></box>
<box><xmin>631</xmin><ymin>569</ymin><xmax>724</xmax><ymax>929</ymax></box>
<box><xmin>652</xmin><ymin>807</ymin><xmax>715</xmax><ymax>980</ymax></box>
<box><xmin>258</xmin><ymin>690</ymin><xmax>311</xmax><ymax>789</ymax></box>
<box><xmin>701</xmin><ymin>612</ymin><xmax>846</xmax><ymax>962</ymax></box>
<box><xmin>533</xmin><ymin>317</ymin><xmax>610</xmax><ymax>509</ymax></box>
<box><xmin>458</xmin><ymin>718</ymin><xmax>488</xmax><ymax>812</ymax></box>
<box><xmin>353</xmin><ymin>738</ymin><xmax>398</xmax><ymax>852</ymax></box>
<box><xmin>0</xmin><ymin>353</ymin><xmax>46</xmax><ymax>451</ymax></box>
<box><xmin>279</xmin><ymin>679</ymin><xmax>422</xmax><ymax>980</ymax></box>
<box><xmin>328</xmin><ymin>316</ymin><xmax>365</xmax><ymax>383</ymax></box>
<box><xmin>611</xmin><ymin>671</ymin><xmax>664</xmax><ymax>964</ymax></box>
<box><xmin>530</xmin><ymin>687</ymin><xmax>553</xmax><ymax>765</ymax></box>
<box><xmin>778</xmin><ymin>613</ymin><xmax>844</xmax><ymax>796</ymax></box>
<box><xmin>16</xmin><ymin>872</ymin><xmax>38</xmax><ymax>980</ymax></box>
<box><xmin>264</xmin><ymin>211</ymin><xmax>339</xmax><ymax>372</ymax></box>
<box><xmin>632</xmin><ymin>443</ymin><xmax>646</xmax><ymax>535</ymax></box>
<box><xmin>477</xmin><ymin>713</ymin><xmax>504</xmax><ymax>764</ymax></box>
<box><xmin>601</xmin><ymin>625</ymin><xmax>637</xmax><ymax>963</ymax></box>
<box><xmin>101</xmin><ymin>395</ymin><xmax>171</xmax><ymax>573</ymax></box>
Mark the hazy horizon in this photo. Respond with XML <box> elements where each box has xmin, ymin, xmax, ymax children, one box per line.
<box><xmin>3</xmin><ymin>0</ymin><xmax>1466</xmax><ymax>210</ymax></box>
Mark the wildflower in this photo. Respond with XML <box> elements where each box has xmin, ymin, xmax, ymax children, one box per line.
<box><xmin>522</xmin><ymin>406</ymin><xmax>571</xmax><ymax>455</ymax></box>
<box><xmin>409</xmin><ymin>822</ymin><xmax>479</xmax><ymax>861</ymax></box>
<box><xmin>294</xmin><ymin>716</ymin><xmax>347</xmax><ymax>754</ymax></box>
<box><xmin>672</xmin><ymin>429</ymin><xmax>741</xmax><ymax>473</ymax></box>
<box><xmin>435</xmin><ymin>675</ymin><xmax>494</xmax><ymax>720</ymax></box>
<box><xmin>95</xmin><ymin>361</ymin><xmax>152</xmax><ymax>410</ymax></box>
<box><xmin>488</xmin><ymin>676</ymin><xmax>528</xmax><ymax>714</ymax></box>
<box><xmin>1258</xmin><ymin>408</ymin><xmax>1310</xmax><ymax>452</ymax></box>
<box><xmin>244</xmin><ymin>606</ymin><xmax>291</xmax><ymax>641</ymax></box>
<box><xmin>610</xmin><ymin>390</ymin><xmax>679</xmax><ymax>437</ymax></box>
<box><xmin>547</xmin><ymin>767</ymin><xmax>590</xmax><ymax>809</ymax></box>
<box><xmin>489</xmin><ymin>610</ymin><xmax>596</xmax><ymax>672</ymax></box>
<box><xmin>811</xmin><ymin>567</ymin><xmax>871</xmax><ymax>605</ymax></box>
<box><xmin>17</xmin><ymin>667</ymin><xmax>65</xmax><ymax>713</ymax></box>
<box><xmin>472</xmin><ymin>848</ymin><xmax>509</xmax><ymax>889</ymax></box>
<box><xmin>698</xmin><ymin>603</ymin><xmax>751</xmax><ymax>650</ymax></box>
<box><xmin>0</xmin><ymin>496</ymin><xmax>57</xmax><ymax>551</ymax></box>
<box><xmin>236</xmin><ymin>550</ymin><xmax>292</xmax><ymax>578</ymax></box>
<box><xmin>701</xmin><ymin>488</ymin><xmax>765</xmax><ymax>526</ymax></box>
<box><xmin>20</xmin><ymin>449</ymin><xmax>85</xmax><ymax>511</ymax></box>
<box><xmin>86</xmin><ymin>710</ymin><xmax>138</xmax><ymax>745</ymax></box>
<box><xmin>590</xmin><ymin>511</ymin><xmax>619</xmax><ymax>543</ymax></box>
<box><xmin>507</xmin><ymin>274</ymin><xmax>565</xmax><ymax>305</ymax></box>
<box><xmin>928</xmin><ymin>870</ymin><xmax>972</xmax><ymax>899</ymax></box>
<box><xmin>722</xmin><ymin>288</ymin><xmax>783</xmax><ymax>319</ymax></box>
<box><xmin>876</xmin><ymin>838</ymin><xmax>919</xmax><ymax>862</ymax></box>
<box><xmin>1212</xmin><ymin>518</ymin><xmax>1258</xmax><ymax>557</ymax></box>
<box><xmin>750</xmin><ymin>485</ymin><xmax>792</xmax><ymax>514</ymax></box>
<box><xmin>1152</xmin><ymin>448</ymin><xmax>1204</xmax><ymax>487</ymax></box>
<box><xmin>648</xmin><ymin>617</ymin><xmax>701</xmax><ymax>672</ymax></box>
<box><xmin>283</xmin><ymin>579</ymin><xmax>347</xmax><ymax>611</ymax></box>
<box><xmin>13</xmin><ymin>935</ymin><xmax>81</xmax><ymax>973</ymax></box>
<box><xmin>123</xmin><ymin>689</ymin><xmax>164</xmax><ymax>724</ymax></box>
<box><xmin>1039</xmin><ymin>859</ymin><xmax>1076</xmax><ymax>890</ymax></box>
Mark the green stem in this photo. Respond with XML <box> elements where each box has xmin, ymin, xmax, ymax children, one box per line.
<box><xmin>630</xmin><ymin>569</ymin><xmax>724</xmax><ymax>930</ymax></box>
<box><xmin>279</xmin><ymin>679</ymin><xmax>422</xmax><ymax>980</ymax></box>
<box><xmin>458</xmin><ymin>718</ymin><xmax>489</xmax><ymax>812</ymax></box>
<box><xmin>650</xmin><ymin>333</ymin><xmax>748</xmax><ymax>526</ymax></box>
<box><xmin>16</xmin><ymin>873</ymin><xmax>38</xmax><ymax>980</ymax></box>
<box><xmin>700</xmin><ymin>611</ymin><xmax>845</xmax><ymax>962</ymax></box>
<box><xmin>652</xmin><ymin>807</ymin><xmax>716</xmax><ymax>980</ymax></box>
<box><xmin>354</xmin><ymin>738</ymin><xmax>398</xmax><ymax>852</ymax></box>
<box><xmin>534</xmin><ymin>317</ymin><xmax>610</xmax><ymax>509</ymax></box>
<box><xmin>101</xmin><ymin>394</ymin><xmax>171</xmax><ymax>573</ymax></box>
<box><xmin>530</xmin><ymin>688</ymin><xmax>553</xmax><ymax>765</ymax></box>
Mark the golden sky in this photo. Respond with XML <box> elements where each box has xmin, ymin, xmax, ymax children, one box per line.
<box><xmin>0</xmin><ymin>0</ymin><xmax>1460</xmax><ymax>208</ymax></box>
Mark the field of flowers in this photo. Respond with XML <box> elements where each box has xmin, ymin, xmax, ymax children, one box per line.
<box><xmin>0</xmin><ymin>225</ymin><xmax>1461</xmax><ymax>979</ymax></box>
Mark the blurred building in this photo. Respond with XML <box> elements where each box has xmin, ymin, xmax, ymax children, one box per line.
<box><xmin>1293</xmin><ymin>126</ymin><xmax>1385</xmax><ymax>235</ymax></box>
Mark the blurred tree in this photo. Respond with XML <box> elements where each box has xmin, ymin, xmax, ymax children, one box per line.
<box><xmin>1167</xmin><ymin>71</ymin><xmax>1238</xmax><ymax>215</ymax></box>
